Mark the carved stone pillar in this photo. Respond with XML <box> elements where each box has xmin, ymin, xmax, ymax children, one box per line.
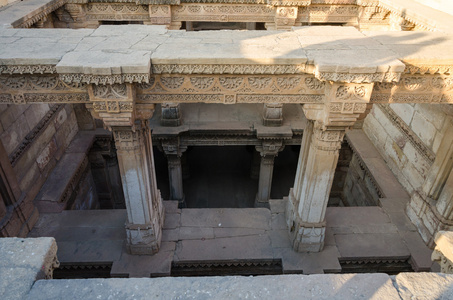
<box><xmin>161</xmin><ymin>103</ymin><xmax>182</xmax><ymax>127</ymax></box>
<box><xmin>88</xmin><ymin>83</ymin><xmax>162</xmax><ymax>255</ymax></box>
<box><xmin>113</xmin><ymin>123</ymin><xmax>164</xmax><ymax>255</ymax></box>
<box><xmin>162</xmin><ymin>138</ymin><xmax>187</xmax><ymax>208</ymax></box>
<box><xmin>263</xmin><ymin>103</ymin><xmax>283</xmax><ymax>127</ymax></box>
<box><xmin>287</xmin><ymin>82</ymin><xmax>373</xmax><ymax>252</ymax></box>
<box><xmin>255</xmin><ymin>141</ymin><xmax>284</xmax><ymax>207</ymax></box>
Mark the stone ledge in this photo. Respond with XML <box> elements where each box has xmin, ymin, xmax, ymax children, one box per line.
<box><xmin>27</xmin><ymin>273</ymin><xmax>401</xmax><ymax>299</ymax></box>
<box><xmin>0</xmin><ymin>237</ymin><xmax>58</xmax><ymax>300</ymax></box>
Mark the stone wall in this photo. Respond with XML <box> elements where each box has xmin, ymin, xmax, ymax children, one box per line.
<box><xmin>0</xmin><ymin>103</ymin><xmax>79</xmax><ymax>236</ymax></box>
<box><xmin>363</xmin><ymin>104</ymin><xmax>450</xmax><ymax>196</ymax></box>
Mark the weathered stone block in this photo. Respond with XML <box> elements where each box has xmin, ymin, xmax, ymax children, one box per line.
<box><xmin>1</xmin><ymin>114</ymin><xmax>31</xmax><ymax>155</ymax></box>
<box><xmin>410</xmin><ymin>111</ymin><xmax>437</xmax><ymax>148</ymax></box>
<box><xmin>24</xmin><ymin>104</ymin><xmax>50</xmax><ymax>131</ymax></box>
<box><xmin>390</xmin><ymin>103</ymin><xmax>415</xmax><ymax>125</ymax></box>
<box><xmin>415</xmin><ymin>103</ymin><xmax>446</xmax><ymax>131</ymax></box>
<box><xmin>36</xmin><ymin>139</ymin><xmax>57</xmax><ymax>172</ymax></box>
<box><xmin>393</xmin><ymin>273</ymin><xmax>453</xmax><ymax>300</ymax></box>
<box><xmin>384</xmin><ymin>137</ymin><xmax>408</xmax><ymax>170</ymax></box>
<box><xmin>0</xmin><ymin>237</ymin><xmax>59</xmax><ymax>299</ymax></box>
<box><xmin>53</xmin><ymin>107</ymin><xmax>67</xmax><ymax>130</ymax></box>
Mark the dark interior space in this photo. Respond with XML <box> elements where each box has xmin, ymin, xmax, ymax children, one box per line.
<box><xmin>271</xmin><ymin>145</ymin><xmax>299</xmax><ymax>200</ymax></box>
<box><xmin>183</xmin><ymin>146</ymin><xmax>257</xmax><ymax>208</ymax></box>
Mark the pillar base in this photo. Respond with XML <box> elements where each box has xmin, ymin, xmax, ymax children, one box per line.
<box><xmin>126</xmin><ymin>227</ymin><xmax>161</xmax><ymax>255</ymax></box>
<box><xmin>178</xmin><ymin>195</ymin><xmax>186</xmax><ymax>209</ymax></box>
<box><xmin>254</xmin><ymin>197</ymin><xmax>270</xmax><ymax>209</ymax></box>
<box><xmin>290</xmin><ymin>222</ymin><xmax>326</xmax><ymax>253</ymax></box>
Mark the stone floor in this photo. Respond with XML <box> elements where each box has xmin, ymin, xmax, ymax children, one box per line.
<box><xmin>28</xmin><ymin>198</ymin><xmax>435</xmax><ymax>277</ymax></box>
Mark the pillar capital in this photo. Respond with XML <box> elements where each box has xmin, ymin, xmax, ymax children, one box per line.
<box><xmin>255</xmin><ymin>140</ymin><xmax>284</xmax><ymax>158</ymax></box>
<box><xmin>161</xmin><ymin>137</ymin><xmax>187</xmax><ymax>158</ymax></box>
<box><xmin>303</xmin><ymin>82</ymin><xmax>374</xmax><ymax>130</ymax></box>
<box><xmin>87</xmin><ymin>83</ymin><xmax>154</xmax><ymax>130</ymax></box>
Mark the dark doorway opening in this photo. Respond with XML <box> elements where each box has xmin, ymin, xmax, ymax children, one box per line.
<box><xmin>183</xmin><ymin>146</ymin><xmax>257</xmax><ymax>208</ymax></box>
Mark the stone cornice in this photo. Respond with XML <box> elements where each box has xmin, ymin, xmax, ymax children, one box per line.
<box><xmin>405</xmin><ymin>63</ymin><xmax>453</xmax><ymax>75</ymax></box>
<box><xmin>151</xmin><ymin>64</ymin><xmax>308</xmax><ymax>75</ymax></box>
<box><xmin>11</xmin><ymin>0</ymin><xmax>67</xmax><ymax>28</ymax></box>
<box><xmin>0</xmin><ymin>65</ymin><xmax>57</xmax><ymax>75</ymax></box>
<box><xmin>59</xmin><ymin>73</ymin><xmax>150</xmax><ymax>85</ymax></box>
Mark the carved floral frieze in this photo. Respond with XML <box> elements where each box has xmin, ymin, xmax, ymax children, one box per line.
<box><xmin>136</xmin><ymin>74</ymin><xmax>325</xmax><ymax>104</ymax></box>
<box><xmin>372</xmin><ymin>74</ymin><xmax>453</xmax><ymax>104</ymax></box>
<box><xmin>85</xmin><ymin>3</ymin><xmax>150</xmax><ymax>21</ymax></box>
<box><xmin>172</xmin><ymin>4</ymin><xmax>275</xmax><ymax>22</ymax></box>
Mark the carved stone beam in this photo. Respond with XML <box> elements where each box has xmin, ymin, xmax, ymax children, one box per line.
<box><xmin>286</xmin><ymin>82</ymin><xmax>373</xmax><ymax>252</ymax></box>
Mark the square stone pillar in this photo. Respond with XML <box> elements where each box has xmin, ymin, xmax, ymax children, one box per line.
<box><xmin>287</xmin><ymin>121</ymin><xmax>344</xmax><ymax>252</ymax></box>
<box><xmin>113</xmin><ymin>123</ymin><xmax>164</xmax><ymax>255</ymax></box>
<box><xmin>162</xmin><ymin>138</ymin><xmax>187</xmax><ymax>208</ymax></box>
<box><xmin>255</xmin><ymin>141</ymin><xmax>284</xmax><ymax>207</ymax></box>
<box><xmin>287</xmin><ymin>82</ymin><xmax>373</xmax><ymax>252</ymax></box>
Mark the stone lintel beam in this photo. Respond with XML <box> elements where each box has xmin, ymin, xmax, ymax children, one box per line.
<box><xmin>287</xmin><ymin>82</ymin><xmax>373</xmax><ymax>252</ymax></box>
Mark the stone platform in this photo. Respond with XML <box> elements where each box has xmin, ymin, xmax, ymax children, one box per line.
<box><xmin>28</xmin><ymin>198</ymin><xmax>434</xmax><ymax>277</ymax></box>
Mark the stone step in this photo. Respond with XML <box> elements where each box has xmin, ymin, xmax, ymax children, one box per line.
<box><xmin>33</xmin><ymin>131</ymin><xmax>96</xmax><ymax>213</ymax></box>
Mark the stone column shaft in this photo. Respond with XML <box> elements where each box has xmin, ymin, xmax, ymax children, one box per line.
<box><xmin>255</xmin><ymin>154</ymin><xmax>276</xmax><ymax>207</ymax></box>
<box><xmin>255</xmin><ymin>141</ymin><xmax>283</xmax><ymax>207</ymax></box>
<box><xmin>162</xmin><ymin>139</ymin><xmax>187</xmax><ymax>207</ymax></box>
<box><xmin>167</xmin><ymin>154</ymin><xmax>184</xmax><ymax>202</ymax></box>
<box><xmin>289</xmin><ymin>122</ymin><xmax>343</xmax><ymax>252</ymax></box>
<box><xmin>113</xmin><ymin>124</ymin><xmax>163</xmax><ymax>255</ymax></box>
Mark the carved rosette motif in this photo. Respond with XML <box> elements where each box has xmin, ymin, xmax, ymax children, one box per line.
<box><xmin>297</xmin><ymin>4</ymin><xmax>359</xmax><ymax>24</ymax></box>
<box><xmin>89</xmin><ymin>83</ymin><xmax>134</xmax><ymax>114</ymax></box>
<box><xmin>0</xmin><ymin>75</ymin><xmax>88</xmax><ymax>104</ymax></box>
<box><xmin>136</xmin><ymin>74</ymin><xmax>325</xmax><ymax>104</ymax></box>
<box><xmin>371</xmin><ymin>74</ymin><xmax>453</xmax><ymax>104</ymax></box>
<box><xmin>324</xmin><ymin>83</ymin><xmax>373</xmax><ymax>125</ymax></box>
<box><xmin>172</xmin><ymin>4</ymin><xmax>275</xmax><ymax>22</ymax></box>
